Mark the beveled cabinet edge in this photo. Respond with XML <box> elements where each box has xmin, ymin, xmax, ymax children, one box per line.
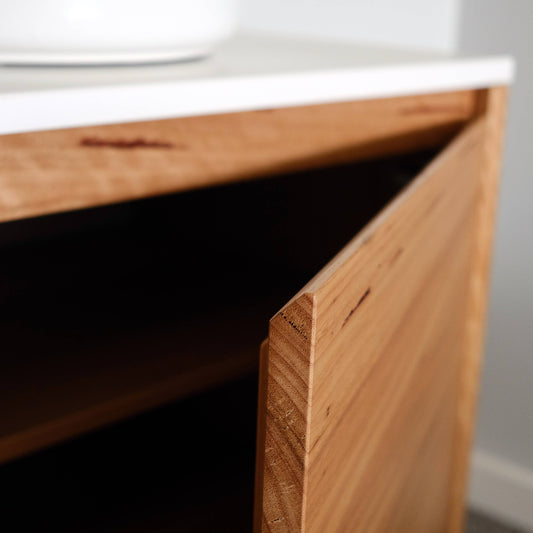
<box><xmin>257</xmin><ymin>293</ymin><xmax>316</xmax><ymax>533</ymax></box>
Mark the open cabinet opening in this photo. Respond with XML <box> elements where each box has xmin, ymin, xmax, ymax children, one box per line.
<box><xmin>0</xmin><ymin>147</ymin><xmax>438</xmax><ymax>531</ymax></box>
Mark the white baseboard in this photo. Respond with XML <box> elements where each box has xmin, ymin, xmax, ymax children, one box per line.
<box><xmin>469</xmin><ymin>449</ymin><xmax>533</xmax><ymax>531</ymax></box>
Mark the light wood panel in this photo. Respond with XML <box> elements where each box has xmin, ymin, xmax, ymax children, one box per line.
<box><xmin>0</xmin><ymin>90</ymin><xmax>478</xmax><ymax>223</ymax></box>
<box><xmin>446</xmin><ymin>87</ymin><xmax>509</xmax><ymax>532</ymax></box>
<box><xmin>255</xmin><ymin>118</ymin><xmax>489</xmax><ymax>532</ymax></box>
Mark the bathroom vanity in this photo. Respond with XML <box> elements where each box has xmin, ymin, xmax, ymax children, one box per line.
<box><xmin>0</xmin><ymin>34</ymin><xmax>514</xmax><ymax>533</ymax></box>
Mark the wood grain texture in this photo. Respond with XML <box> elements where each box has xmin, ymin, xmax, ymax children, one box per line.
<box><xmin>446</xmin><ymin>87</ymin><xmax>509</xmax><ymax>532</ymax></box>
<box><xmin>0</xmin><ymin>90</ymin><xmax>477</xmax><ymax>223</ymax></box>
<box><xmin>256</xmin><ymin>118</ymin><xmax>488</xmax><ymax>532</ymax></box>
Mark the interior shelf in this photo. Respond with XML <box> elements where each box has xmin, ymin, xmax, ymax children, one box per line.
<box><xmin>0</xmin><ymin>302</ymin><xmax>269</xmax><ymax>463</ymax></box>
<box><xmin>2</xmin><ymin>375</ymin><xmax>258</xmax><ymax>533</ymax></box>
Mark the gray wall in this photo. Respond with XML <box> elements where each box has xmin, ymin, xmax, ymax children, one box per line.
<box><xmin>459</xmin><ymin>0</ymin><xmax>533</xmax><ymax>473</ymax></box>
<box><xmin>240</xmin><ymin>0</ymin><xmax>459</xmax><ymax>52</ymax></box>
<box><xmin>458</xmin><ymin>2</ymin><xmax>533</xmax><ymax>526</ymax></box>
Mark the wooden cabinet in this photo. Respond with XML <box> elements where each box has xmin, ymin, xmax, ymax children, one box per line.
<box><xmin>0</xmin><ymin>88</ymin><xmax>507</xmax><ymax>532</ymax></box>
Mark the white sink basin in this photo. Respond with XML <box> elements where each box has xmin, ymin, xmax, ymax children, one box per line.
<box><xmin>0</xmin><ymin>0</ymin><xmax>237</xmax><ymax>65</ymax></box>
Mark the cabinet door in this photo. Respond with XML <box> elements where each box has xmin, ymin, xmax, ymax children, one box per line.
<box><xmin>254</xmin><ymin>89</ymin><xmax>506</xmax><ymax>533</ymax></box>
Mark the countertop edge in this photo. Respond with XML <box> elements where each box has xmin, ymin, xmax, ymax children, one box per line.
<box><xmin>0</xmin><ymin>55</ymin><xmax>515</xmax><ymax>135</ymax></box>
